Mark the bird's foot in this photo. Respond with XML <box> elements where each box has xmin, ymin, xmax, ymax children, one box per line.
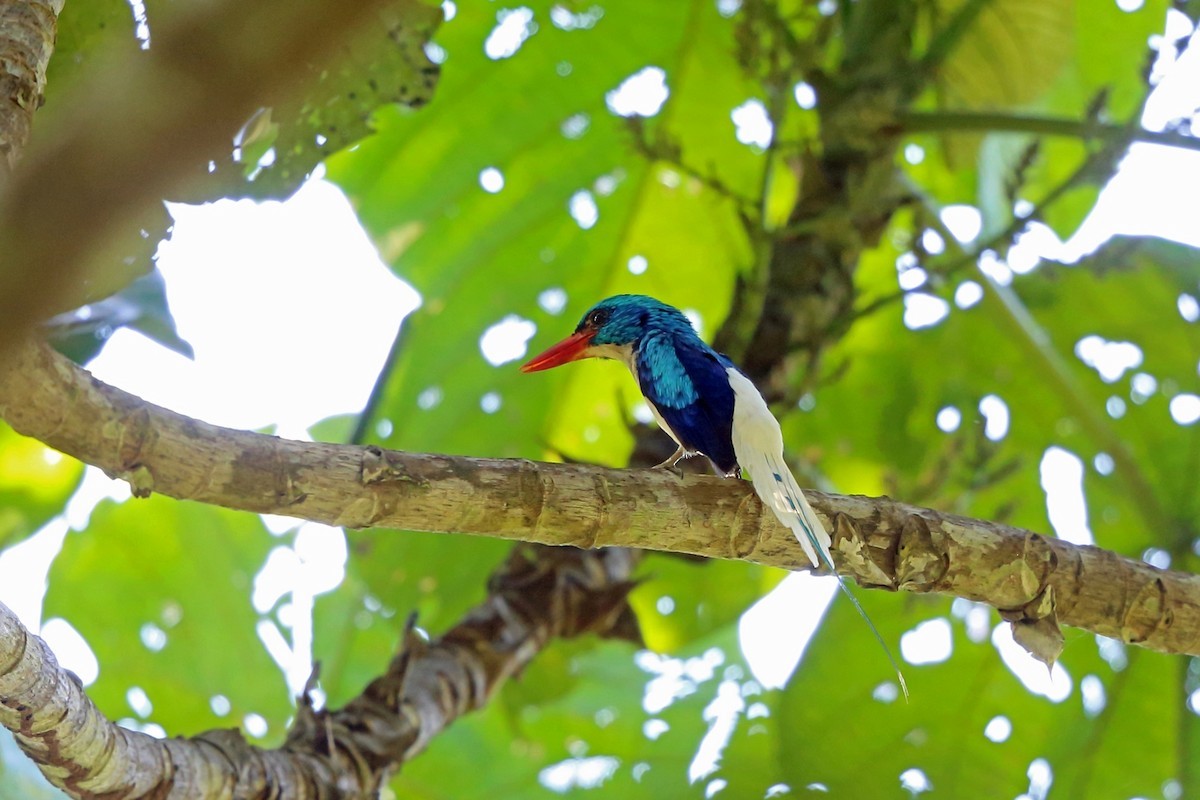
<box><xmin>653</xmin><ymin>447</ymin><xmax>689</xmax><ymax>474</ymax></box>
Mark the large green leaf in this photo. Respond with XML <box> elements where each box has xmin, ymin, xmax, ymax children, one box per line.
<box><xmin>940</xmin><ymin>236</ymin><xmax>1200</xmax><ymax>554</ymax></box>
<box><xmin>326</xmin><ymin>0</ymin><xmax>757</xmax><ymax>641</ymax></box>
<box><xmin>936</xmin><ymin>0</ymin><xmax>1074</xmax><ymax>113</ymax></box>
<box><xmin>1015</xmin><ymin>238</ymin><xmax>1200</xmax><ymax>524</ymax></box>
<box><xmin>329</xmin><ymin>0</ymin><xmax>753</xmax><ymax>461</ymax></box>
<box><xmin>780</xmin><ymin>588</ymin><xmax>1198</xmax><ymax>797</ymax></box>
<box><xmin>800</xmin><ymin>229</ymin><xmax>1200</xmax><ymax>558</ymax></box>
<box><xmin>43</xmin><ymin>497</ymin><xmax>290</xmax><ymax>739</ymax></box>
<box><xmin>395</xmin><ymin>624</ymin><xmax>760</xmax><ymax>798</ymax></box>
<box><xmin>919</xmin><ymin>0</ymin><xmax>1167</xmax><ymax>238</ymax></box>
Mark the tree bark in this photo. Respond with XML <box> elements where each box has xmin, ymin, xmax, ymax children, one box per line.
<box><xmin>2</xmin><ymin>337</ymin><xmax>1197</xmax><ymax>661</ymax></box>
<box><xmin>0</xmin><ymin>0</ymin><xmax>58</xmax><ymax>176</ymax></box>
<box><xmin>0</xmin><ymin>544</ymin><xmax>639</xmax><ymax>799</ymax></box>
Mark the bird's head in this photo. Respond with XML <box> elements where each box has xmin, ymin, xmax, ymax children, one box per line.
<box><xmin>521</xmin><ymin>294</ymin><xmax>689</xmax><ymax>372</ymax></box>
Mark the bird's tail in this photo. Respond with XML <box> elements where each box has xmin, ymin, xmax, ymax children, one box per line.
<box><xmin>751</xmin><ymin>452</ymin><xmax>909</xmax><ymax>701</ymax></box>
<box><xmin>751</xmin><ymin>452</ymin><xmax>831</xmax><ymax>568</ymax></box>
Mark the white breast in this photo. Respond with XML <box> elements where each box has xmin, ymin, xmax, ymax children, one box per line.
<box><xmin>726</xmin><ymin>367</ymin><xmax>785</xmax><ymax>461</ymax></box>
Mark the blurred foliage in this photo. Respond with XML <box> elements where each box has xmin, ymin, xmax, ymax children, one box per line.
<box><xmin>0</xmin><ymin>424</ymin><xmax>81</xmax><ymax>551</ymax></box>
<box><xmin>0</xmin><ymin>729</ymin><xmax>68</xmax><ymax>800</ymax></box>
<box><xmin>42</xmin><ymin>0</ymin><xmax>441</xmax><ymax>293</ymax></box>
<box><xmin>6</xmin><ymin>0</ymin><xmax>1200</xmax><ymax>798</ymax></box>
<box><xmin>43</xmin><ymin>497</ymin><xmax>290</xmax><ymax>738</ymax></box>
<box><xmin>43</xmin><ymin>269</ymin><xmax>193</xmax><ymax>365</ymax></box>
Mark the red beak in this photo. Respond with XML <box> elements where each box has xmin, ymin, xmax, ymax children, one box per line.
<box><xmin>521</xmin><ymin>330</ymin><xmax>594</xmax><ymax>372</ymax></box>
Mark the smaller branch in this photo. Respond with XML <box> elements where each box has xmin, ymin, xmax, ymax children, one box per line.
<box><xmin>742</xmin><ymin>0</ymin><xmax>817</xmax><ymax>76</ymax></box>
<box><xmin>912</xmin><ymin>143</ymin><xmax>1107</xmax><ymax>284</ymax></box>
<box><xmin>722</xmin><ymin>79</ymin><xmax>789</xmax><ymax>364</ymax></box>
<box><xmin>900</xmin><ymin>109</ymin><xmax>1200</xmax><ymax>154</ymax></box>
<box><xmin>848</xmin><ymin>285</ymin><xmax>905</xmax><ymax>322</ymax></box>
<box><xmin>350</xmin><ymin>314</ymin><xmax>409</xmax><ymax>445</ymax></box>
<box><xmin>0</xmin><ymin>545</ymin><xmax>640</xmax><ymax>798</ymax></box>
<box><xmin>914</xmin><ymin>81</ymin><xmax>1156</xmax><ymax>285</ymax></box>
<box><xmin>627</xmin><ymin>120</ymin><xmax>757</xmax><ymax>211</ymax></box>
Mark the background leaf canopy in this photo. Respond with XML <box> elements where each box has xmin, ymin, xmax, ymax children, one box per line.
<box><xmin>6</xmin><ymin>0</ymin><xmax>1200</xmax><ymax>797</ymax></box>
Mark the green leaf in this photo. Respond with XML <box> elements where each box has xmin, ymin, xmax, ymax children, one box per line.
<box><xmin>310</xmin><ymin>570</ymin><xmax>406</xmax><ymax>707</ymax></box>
<box><xmin>307</xmin><ymin>412</ymin><xmax>359</xmax><ymax>445</ymax></box>
<box><xmin>333</xmin><ymin>529</ymin><xmax>509</xmax><ymax>666</ymax></box>
<box><xmin>630</xmin><ymin>555</ymin><xmax>782</xmax><ymax>655</ymax></box>
<box><xmin>47</xmin><ymin>1</ymin><xmax>145</xmax><ymax>92</ymax></box>
<box><xmin>0</xmin><ymin>424</ymin><xmax>82</xmax><ymax>551</ymax></box>
<box><xmin>935</xmin><ymin>0</ymin><xmax>1074</xmax><ymax>112</ymax></box>
<box><xmin>781</xmin><ymin>590</ymin><xmax>1196</xmax><ymax>798</ymax></box>
<box><xmin>44</xmin><ymin>269</ymin><xmax>193</xmax><ymax>364</ymax></box>
<box><xmin>43</xmin><ymin>497</ymin><xmax>290</xmax><ymax>739</ymax></box>
<box><xmin>395</xmin><ymin>626</ymin><xmax>745</xmax><ymax>798</ymax></box>
<box><xmin>327</xmin><ymin>0</ymin><xmax>758</xmax><ymax>637</ymax></box>
<box><xmin>802</xmin><ymin>228</ymin><xmax>1200</xmax><ymax>559</ymax></box>
<box><xmin>922</xmin><ymin>0</ymin><xmax>1166</xmax><ymax>238</ymax></box>
<box><xmin>330</xmin><ymin>0</ymin><xmax>753</xmax><ymax>460</ymax></box>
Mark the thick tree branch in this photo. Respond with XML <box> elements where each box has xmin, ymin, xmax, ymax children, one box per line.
<box><xmin>0</xmin><ymin>544</ymin><xmax>639</xmax><ymax>798</ymax></box>
<box><xmin>2</xmin><ymin>338</ymin><xmax>1198</xmax><ymax>658</ymax></box>
<box><xmin>0</xmin><ymin>0</ymin><xmax>433</xmax><ymax>356</ymax></box>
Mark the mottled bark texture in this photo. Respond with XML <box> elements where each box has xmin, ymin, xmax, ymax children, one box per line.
<box><xmin>0</xmin><ymin>0</ymin><xmax>58</xmax><ymax>175</ymax></box>
<box><xmin>2</xmin><ymin>338</ymin><xmax>1198</xmax><ymax>660</ymax></box>
<box><xmin>0</xmin><ymin>544</ymin><xmax>639</xmax><ymax>799</ymax></box>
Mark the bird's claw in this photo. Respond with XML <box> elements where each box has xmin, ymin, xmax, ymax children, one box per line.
<box><xmin>653</xmin><ymin>446</ymin><xmax>688</xmax><ymax>473</ymax></box>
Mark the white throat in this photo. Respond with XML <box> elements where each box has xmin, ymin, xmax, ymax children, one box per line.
<box><xmin>589</xmin><ymin>341</ymin><xmax>687</xmax><ymax>450</ymax></box>
<box><xmin>588</xmin><ymin>342</ymin><xmax>637</xmax><ymax>374</ymax></box>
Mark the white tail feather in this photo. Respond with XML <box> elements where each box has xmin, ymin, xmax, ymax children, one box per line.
<box><xmin>726</xmin><ymin>368</ymin><xmax>830</xmax><ymax>565</ymax></box>
<box><xmin>727</xmin><ymin>368</ymin><xmax>909</xmax><ymax>700</ymax></box>
<box><xmin>752</xmin><ymin>451</ymin><xmax>831</xmax><ymax>568</ymax></box>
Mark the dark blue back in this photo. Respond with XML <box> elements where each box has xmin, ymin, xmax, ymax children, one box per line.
<box><xmin>635</xmin><ymin>331</ymin><xmax>738</xmax><ymax>474</ymax></box>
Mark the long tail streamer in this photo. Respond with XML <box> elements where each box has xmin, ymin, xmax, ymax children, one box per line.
<box><xmin>751</xmin><ymin>452</ymin><xmax>910</xmax><ymax>701</ymax></box>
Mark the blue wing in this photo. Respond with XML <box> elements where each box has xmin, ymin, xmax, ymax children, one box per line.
<box><xmin>636</xmin><ymin>332</ymin><xmax>738</xmax><ymax>474</ymax></box>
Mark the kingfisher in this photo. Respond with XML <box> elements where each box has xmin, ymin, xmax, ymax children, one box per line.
<box><xmin>522</xmin><ymin>294</ymin><xmax>906</xmax><ymax>695</ymax></box>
